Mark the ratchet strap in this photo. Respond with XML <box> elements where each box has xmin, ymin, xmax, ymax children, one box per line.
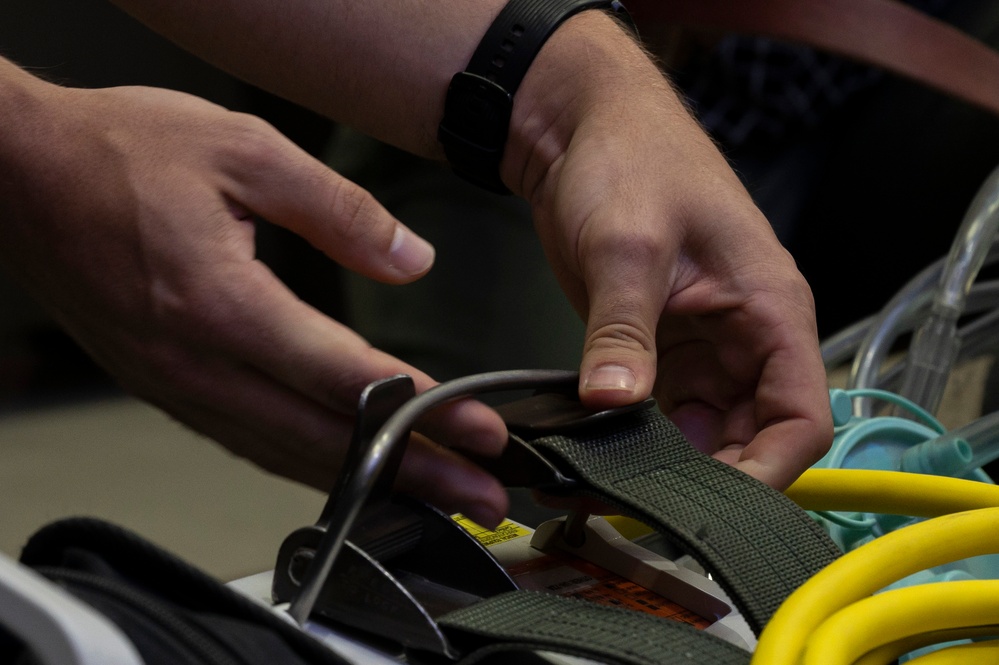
<box><xmin>439</xmin><ymin>406</ymin><xmax>842</xmax><ymax>662</ymax></box>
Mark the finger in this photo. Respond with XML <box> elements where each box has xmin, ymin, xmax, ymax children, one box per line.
<box><xmin>655</xmin><ymin>338</ymin><xmax>744</xmax><ymax>411</ymax></box>
<box><xmin>666</xmin><ymin>402</ymin><xmax>726</xmax><ymax>456</ymax></box>
<box><xmin>138</xmin><ymin>354</ymin><xmax>358</xmax><ymax>489</ymax></box>
<box><xmin>396</xmin><ymin>433</ymin><xmax>510</xmax><ymax>530</ymax></box>
<box><xmin>575</xmin><ymin>231</ymin><xmax>674</xmax><ymax>409</ymax></box>
<box><xmin>414</xmin><ymin>397</ymin><xmax>510</xmax><ymax>459</ymax></box>
<box><xmin>221</xmin><ymin>119</ymin><xmax>435</xmax><ymax>284</ymax></box>
<box><xmin>707</xmin><ymin>299</ymin><xmax>833</xmax><ymax>489</ymax></box>
<box><xmin>731</xmin><ymin>340</ymin><xmax>834</xmax><ymax>490</ymax></box>
<box><xmin>168</xmin><ymin>400</ymin><xmax>342</xmax><ymax>489</ymax></box>
<box><xmin>157</xmin><ymin>357</ymin><xmax>510</xmax><ymax>524</ymax></box>
<box><xmin>730</xmin><ymin>418</ymin><xmax>831</xmax><ymax>491</ymax></box>
<box><xmin>197</xmin><ymin>262</ymin><xmax>509</xmax><ymax>458</ymax></box>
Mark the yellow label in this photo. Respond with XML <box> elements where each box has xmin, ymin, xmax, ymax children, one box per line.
<box><xmin>452</xmin><ymin>514</ymin><xmax>531</xmax><ymax>547</ymax></box>
<box><xmin>604</xmin><ymin>515</ymin><xmax>655</xmax><ymax>540</ymax></box>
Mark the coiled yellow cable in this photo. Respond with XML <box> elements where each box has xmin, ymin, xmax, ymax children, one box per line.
<box><xmin>785</xmin><ymin>468</ymin><xmax>999</xmax><ymax>516</ymax></box>
<box><xmin>854</xmin><ymin>626</ymin><xmax>999</xmax><ymax>665</ymax></box>
<box><xmin>802</xmin><ymin>581</ymin><xmax>999</xmax><ymax>665</ymax></box>
<box><xmin>752</xmin><ymin>469</ymin><xmax>999</xmax><ymax>664</ymax></box>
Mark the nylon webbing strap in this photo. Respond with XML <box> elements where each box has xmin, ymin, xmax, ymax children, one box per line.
<box><xmin>440</xmin><ymin>590</ymin><xmax>750</xmax><ymax>665</ymax></box>
<box><xmin>526</xmin><ymin>407</ymin><xmax>841</xmax><ymax>636</ymax></box>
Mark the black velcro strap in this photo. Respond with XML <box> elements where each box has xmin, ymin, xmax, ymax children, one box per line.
<box><xmin>438</xmin><ymin>0</ymin><xmax>635</xmax><ymax>194</ymax></box>
<box><xmin>464</xmin><ymin>0</ymin><xmax>633</xmax><ymax>97</ymax></box>
<box><xmin>439</xmin><ymin>590</ymin><xmax>750</xmax><ymax>665</ymax></box>
<box><xmin>528</xmin><ymin>407</ymin><xmax>842</xmax><ymax>635</ymax></box>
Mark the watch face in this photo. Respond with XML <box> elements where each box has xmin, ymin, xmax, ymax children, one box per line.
<box><xmin>440</xmin><ymin>72</ymin><xmax>513</xmax><ymax>153</ymax></box>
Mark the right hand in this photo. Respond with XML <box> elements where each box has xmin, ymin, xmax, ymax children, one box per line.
<box><xmin>502</xmin><ymin>11</ymin><xmax>833</xmax><ymax>492</ymax></box>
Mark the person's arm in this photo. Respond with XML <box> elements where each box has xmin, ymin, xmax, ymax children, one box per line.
<box><xmin>105</xmin><ymin>0</ymin><xmax>502</xmax><ymax>159</ymax></box>
<box><xmin>109</xmin><ymin>0</ymin><xmax>834</xmax><ymax>490</ymax></box>
<box><xmin>0</xmin><ymin>55</ymin><xmax>510</xmax><ymax>527</ymax></box>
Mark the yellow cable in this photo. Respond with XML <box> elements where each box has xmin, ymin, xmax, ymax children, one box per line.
<box><xmin>854</xmin><ymin>626</ymin><xmax>999</xmax><ymax>665</ymax></box>
<box><xmin>904</xmin><ymin>639</ymin><xmax>999</xmax><ymax>665</ymax></box>
<box><xmin>786</xmin><ymin>468</ymin><xmax>999</xmax><ymax>516</ymax></box>
<box><xmin>801</xmin><ymin>581</ymin><xmax>999</xmax><ymax>665</ymax></box>
<box><xmin>751</xmin><ymin>506</ymin><xmax>999</xmax><ymax>664</ymax></box>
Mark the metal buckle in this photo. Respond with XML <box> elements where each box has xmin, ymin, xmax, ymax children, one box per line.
<box><xmin>274</xmin><ymin>370</ymin><xmax>655</xmax><ymax>655</ymax></box>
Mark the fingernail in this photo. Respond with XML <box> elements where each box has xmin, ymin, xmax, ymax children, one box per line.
<box><xmin>389</xmin><ymin>226</ymin><xmax>435</xmax><ymax>275</ymax></box>
<box><xmin>584</xmin><ymin>364</ymin><xmax>637</xmax><ymax>392</ymax></box>
<box><xmin>463</xmin><ymin>503</ymin><xmax>504</xmax><ymax>531</ymax></box>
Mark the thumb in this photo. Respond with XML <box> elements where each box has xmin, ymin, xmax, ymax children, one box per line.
<box><xmin>577</xmin><ymin>282</ymin><xmax>660</xmax><ymax>410</ymax></box>
<box><xmin>227</xmin><ymin>127</ymin><xmax>434</xmax><ymax>284</ymax></box>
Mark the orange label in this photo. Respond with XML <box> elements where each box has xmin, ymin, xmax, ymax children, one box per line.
<box><xmin>507</xmin><ymin>550</ymin><xmax>711</xmax><ymax>628</ymax></box>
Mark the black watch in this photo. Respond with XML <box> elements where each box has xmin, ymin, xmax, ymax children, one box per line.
<box><xmin>437</xmin><ymin>0</ymin><xmax>635</xmax><ymax>195</ymax></box>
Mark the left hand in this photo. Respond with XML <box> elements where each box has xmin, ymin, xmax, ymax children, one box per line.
<box><xmin>0</xmin><ymin>78</ymin><xmax>510</xmax><ymax>527</ymax></box>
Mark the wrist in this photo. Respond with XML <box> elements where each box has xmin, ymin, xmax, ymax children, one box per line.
<box><xmin>501</xmin><ymin>10</ymin><xmax>670</xmax><ymax>199</ymax></box>
<box><xmin>437</xmin><ymin>1</ymin><xmax>636</xmax><ymax>195</ymax></box>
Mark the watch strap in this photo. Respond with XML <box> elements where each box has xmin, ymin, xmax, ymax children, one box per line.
<box><xmin>468</xmin><ymin>0</ymin><xmax>634</xmax><ymax>98</ymax></box>
<box><xmin>438</xmin><ymin>0</ymin><xmax>635</xmax><ymax>194</ymax></box>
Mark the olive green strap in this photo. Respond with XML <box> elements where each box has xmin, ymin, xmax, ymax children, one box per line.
<box><xmin>440</xmin><ymin>591</ymin><xmax>750</xmax><ymax>665</ymax></box>
<box><xmin>438</xmin><ymin>407</ymin><xmax>839</xmax><ymax>663</ymax></box>
<box><xmin>527</xmin><ymin>407</ymin><xmax>842</xmax><ymax>636</ymax></box>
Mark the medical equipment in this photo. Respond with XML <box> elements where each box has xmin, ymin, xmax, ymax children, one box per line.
<box><xmin>9</xmin><ymin>161</ymin><xmax>999</xmax><ymax>665</ymax></box>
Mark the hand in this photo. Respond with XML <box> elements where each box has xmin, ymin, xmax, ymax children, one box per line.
<box><xmin>503</xmin><ymin>12</ymin><xmax>833</xmax><ymax>490</ymax></box>
<box><xmin>0</xmin><ymin>70</ymin><xmax>509</xmax><ymax>527</ymax></box>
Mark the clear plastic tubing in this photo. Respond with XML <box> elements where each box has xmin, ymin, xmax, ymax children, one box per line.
<box><xmin>911</xmin><ymin>411</ymin><xmax>999</xmax><ymax>478</ymax></box>
<box><xmin>848</xmin><ymin>260</ymin><xmax>941</xmax><ymax>417</ymax></box>
<box><xmin>897</xmin><ymin>165</ymin><xmax>999</xmax><ymax>415</ymax></box>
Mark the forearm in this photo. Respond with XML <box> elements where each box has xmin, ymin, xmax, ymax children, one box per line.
<box><xmin>0</xmin><ymin>57</ymin><xmax>50</xmax><ymax>191</ymax></box>
<box><xmin>107</xmin><ymin>0</ymin><xmax>504</xmax><ymax>156</ymax></box>
<box><xmin>105</xmin><ymin>1</ymin><xmax>661</xmax><ymax>190</ymax></box>
<box><xmin>0</xmin><ymin>57</ymin><xmax>66</xmax><ymax>276</ymax></box>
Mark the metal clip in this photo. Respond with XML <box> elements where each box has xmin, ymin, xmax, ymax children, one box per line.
<box><xmin>275</xmin><ymin>369</ymin><xmax>662</xmax><ymax>656</ymax></box>
<box><xmin>530</xmin><ymin>513</ymin><xmax>733</xmax><ymax>622</ymax></box>
<box><xmin>275</xmin><ymin>374</ymin><xmax>516</xmax><ymax>656</ymax></box>
<box><xmin>469</xmin><ymin>390</ymin><xmax>657</xmax><ymax>491</ymax></box>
